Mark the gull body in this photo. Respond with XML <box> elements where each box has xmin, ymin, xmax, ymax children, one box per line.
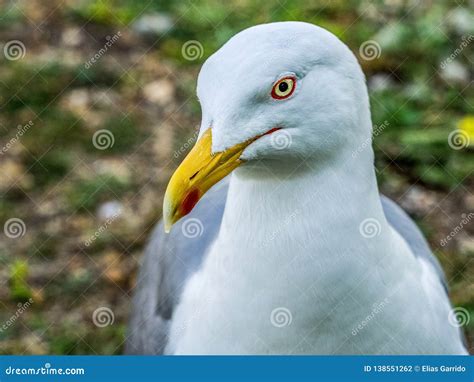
<box><xmin>126</xmin><ymin>22</ymin><xmax>467</xmax><ymax>355</ymax></box>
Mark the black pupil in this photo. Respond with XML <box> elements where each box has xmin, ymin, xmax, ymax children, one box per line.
<box><xmin>278</xmin><ymin>81</ymin><xmax>289</xmax><ymax>93</ymax></box>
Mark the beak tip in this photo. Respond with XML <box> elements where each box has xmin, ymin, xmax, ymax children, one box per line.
<box><xmin>163</xmin><ymin>208</ymin><xmax>173</xmax><ymax>233</ymax></box>
<box><xmin>163</xmin><ymin>193</ymin><xmax>173</xmax><ymax>233</ymax></box>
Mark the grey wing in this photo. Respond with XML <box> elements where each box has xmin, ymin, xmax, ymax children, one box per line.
<box><xmin>380</xmin><ymin>195</ymin><xmax>448</xmax><ymax>293</ymax></box>
<box><xmin>125</xmin><ymin>178</ymin><xmax>229</xmax><ymax>354</ymax></box>
<box><xmin>382</xmin><ymin>196</ymin><xmax>469</xmax><ymax>350</ymax></box>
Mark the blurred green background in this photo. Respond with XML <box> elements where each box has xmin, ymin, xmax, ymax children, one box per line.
<box><xmin>0</xmin><ymin>0</ymin><xmax>472</xmax><ymax>354</ymax></box>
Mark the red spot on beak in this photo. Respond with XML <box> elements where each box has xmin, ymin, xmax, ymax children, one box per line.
<box><xmin>180</xmin><ymin>188</ymin><xmax>200</xmax><ymax>216</ymax></box>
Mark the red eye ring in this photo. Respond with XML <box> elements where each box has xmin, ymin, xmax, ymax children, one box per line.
<box><xmin>271</xmin><ymin>76</ymin><xmax>296</xmax><ymax>100</ymax></box>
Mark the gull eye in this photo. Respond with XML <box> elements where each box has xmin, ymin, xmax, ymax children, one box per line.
<box><xmin>271</xmin><ymin>76</ymin><xmax>296</xmax><ymax>100</ymax></box>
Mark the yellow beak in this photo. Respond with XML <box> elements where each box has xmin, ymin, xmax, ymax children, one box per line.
<box><xmin>163</xmin><ymin>128</ymin><xmax>257</xmax><ymax>232</ymax></box>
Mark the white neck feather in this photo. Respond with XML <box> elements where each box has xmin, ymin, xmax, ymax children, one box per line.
<box><xmin>169</xmin><ymin>131</ymin><xmax>465</xmax><ymax>355</ymax></box>
<box><xmin>218</xmin><ymin>147</ymin><xmax>390</xmax><ymax>265</ymax></box>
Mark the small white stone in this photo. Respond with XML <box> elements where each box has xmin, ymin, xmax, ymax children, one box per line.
<box><xmin>458</xmin><ymin>235</ymin><xmax>474</xmax><ymax>255</ymax></box>
<box><xmin>400</xmin><ymin>186</ymin><xmax>437</xmax><ymax>216</ymax></box>
<box><xmin>368</xmin><ymin>74</ymin><xmax>396</xmax><ymax>92</ymax></box>
<box><xmin>97</xmin><ymin>201</ymin><xmax>123</xmax><ymax>221</ymax></box>
<box><xmin>143</xmin><ymin>79</ymin><xmax>175</xmax><ymax>106</ymax></box>
<box><xmin>447</xmin><ymin>8</ymin><xmax>474</xmax><ymax>35</ymax></box>
<box><xmin>62</xmin><ymin>27</ymin><xmax>83</xmax><ymax>47</ymax></box>
<box><xmin>440</xmin><ymin>60</ymin><xmax>469</xmax><ymax>85</ymax></box>
<box><xmin>132</xmin><ymin>13</ymin><xmax>174</xmax><ymax>37</ymax></box>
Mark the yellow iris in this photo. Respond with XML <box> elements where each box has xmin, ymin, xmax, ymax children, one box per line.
<box><xmin>272</xmin><ymin>77</ymin><xmax>296</xmax><ymax>99</ymax></box>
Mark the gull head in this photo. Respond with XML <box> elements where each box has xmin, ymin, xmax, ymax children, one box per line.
<box><xmin>164</xmin><ymin>21</ymin><xmax>372</xmax><ymax>231</ymax></box>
